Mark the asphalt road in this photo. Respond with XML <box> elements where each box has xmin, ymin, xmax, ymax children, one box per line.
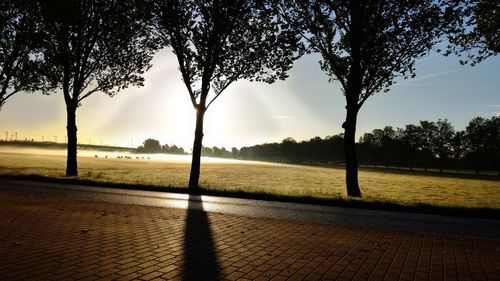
<box><xmin>0</xmin><ymin>178</ymin><xmax>499</xmax><ymax>238</ymax></box>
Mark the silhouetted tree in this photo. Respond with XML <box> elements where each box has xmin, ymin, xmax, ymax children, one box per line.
<box><xmin>284</xmin><ymin>0</ymin><xmax>452</xmax><ymax>196</ymax></box>
<box><xmin>400</xmin><ymin>124</ymin><xmax>426</xmax><ymax>169</ymax></box>
<box><xmin>201</xmin><ymin>146</ymin><xmax>213</xmax><ymax>157</ymax></box>
<box><xmin>281</xmin><ymin>137</ymin><xmax>298</xmax><ymax>162</ymax></box>
<box><xmin>450</xmin><ymin>131</ymin><xmax>466</xmax><ymax>164</ymax></box>
<box><xmin>432</xmin><ymin>119</ymin><xmax>455</xmax><ymax>171</ymax></box>
<box><xmin>212</xmin><ymin>146</ymin><xmax>222</xmax><ymax>158</ymax></box>
<box><xmin>151</xmin><ymin>0</ymin><xmax>301</xmax><ymax>188</ymax></box>
<box><xmin>138</xmin><ymin>139</ymin><xmax>187</xmax><ymax>154</ymax></box>
<box><xmin>0</xmin><ymin>1</ymin><xmax>48</xmax><ymax>110</ymax></box>
<box><xmin>220</xmin><ymin>147</ymin><xmax>231</xmax><ymax>158</ymax></box>
<box><xmin>37</xmin><ymin>0</ymin><xmax>157</xmax><ymax>176</ymax></box>
<box><xmin>138</xmin><ymin>138</ymin><xmax>162</xmax><ymax>153</ymax></box>
<box><xmin>167</xmin><ymin>145</ymin><xmax>186</xmax><ymax>155</ymax></box>
<box><xmin>445</xmin><ymin>0</ymin><xmax>499</xmax><ymax>65</ymax></box>
<box><xmin>231</xmin><ymin>147</ymin><xmax>239</xmax><ymax>158</ymax></box>
<box><xmin>464</xmin><ymin>116</ymin><xmax>500</xmax><ymax>174</ymax></box>
<box><xmin>401</xmin><ymin>124</ymin><xmax>424</xmax><ymax>150</ymax></box>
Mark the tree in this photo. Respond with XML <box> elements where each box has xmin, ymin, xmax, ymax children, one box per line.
<box><xmin>432</xmin><ymin>119</ymin><xmax>455</xmax><ymax>159</ymax></box>
<box><xmin>464</xmin><ymin>116</ymin><xmax>500</xmax><ymax>174</ymax></box>
<box><xmin>450</xmin><ymin>131</ymin><xmax>466</xmax><ymax>162</ymax></box>
<box><xmin>231</xmin><ymin>147</ymin><xmax>239</xmax><ymax>158</ymax></box>
<box><xmin>38</xmin><ymin>0</ymin><xmax>157</xmax><ymax>176</ymax></box>
<box><xmin>445</xmin><ymin>0</ymin><xmax>499</xmax><ymax>65</ymax></box>
<box><xmin>284</xmin><ymin>0</ymin><xmax>450</xmax><ymax>196</ymax></box>
<box><xmin>151</xmin><ymin>0</ymin><xmax>301</xmax><ymax>188</ymax></box>
<box><xmin>165</xmin><ymin>144</ymin><xmax>186</xmax><ymax>155</ymax></box>
<box><xmin>201</xmin><ymin>146</ymin><xmax>213</xmax><ymax>157</ymax></box>
<box><xmin>400</xmin><ymin>124</ymin><xmax>426</xmax><ymax>169</ymax></box>
<box><xmin>138</xmin><ymin>138</ymin><xmax>162</xmax><ymax>153</ymax></box>
<box><xmin>281</xmin><ymin>137</ymin><xmax>298</xmax><ymax>162</ymax></box>
<box><xmin>401</xmin><ymin>124</ymin><xmax>424</xmax><ymax>150</ymax></box>
<box><xmin>0</xmin><ymin>1</ymin><xmax>48</xmax><ymax>110</ymax></box>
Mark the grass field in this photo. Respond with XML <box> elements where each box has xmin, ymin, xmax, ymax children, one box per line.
<box><xmin>1</xmin><ymin>147</ymin><xmax>499</xmax><ymax>210</ymax></box>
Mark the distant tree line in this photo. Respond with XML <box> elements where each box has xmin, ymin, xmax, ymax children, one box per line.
<box><xmin>137</xmin><ymin>138</ymin><xmax>186</xmax><ymax>155</ymax></box>
<box><xmin>228</xmin><ymin>116</ymin><xmax>499</xmax><ymax>175</ymax></box>
<box><xmin>201</xmin><ymin>146</ymin><xmax>233</xmax><ymax>158</ymax></box>
<box><xmin>235</xmin><ymin>136</ymin><xmax>344</xmax><ymax>164</ymax></box>
<box><xmin>357</xmin><ymin>117</ymin><xmax>499</xmax><ymax>174</ymax></box>
<box><xmin>137</xmin><ymin>138</ymin><xmax>233</xmax><ymax>158</ymax></box>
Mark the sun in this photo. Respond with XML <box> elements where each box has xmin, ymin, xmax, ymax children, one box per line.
<box><xmin>163</xmin><ymin>87</ymin><xmax>197</xmax><ymax>150</ymax></box>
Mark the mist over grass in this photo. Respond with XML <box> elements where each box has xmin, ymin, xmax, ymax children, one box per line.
<box><xmin>1</xmin><ymin>147</ymin><xmax>499</xmax><ymax>210</ymax></box>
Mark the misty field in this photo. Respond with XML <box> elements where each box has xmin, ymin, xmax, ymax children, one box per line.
<box><xmin>1</xmin><ymin>149</ymin><xmax>499</xmax><ymax>209</ymax></box>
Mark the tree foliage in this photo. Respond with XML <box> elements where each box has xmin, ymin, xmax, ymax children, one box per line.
<box><xmin>464</xmin><ymin>116</ymin><xmax>500</xmax><ymax>170</ymax></box>
<box><xmin>39</xmin><ymin>0</ymin><xmax>157</xmax><ymax>106</ymax></box>
<box><xmin>138</xmin><ymin>138</ymin><xmax>162</xmax><ymax>152</ymax></box>
<box><xmin>0</xmin><ymin>0</ymin><xmax>47</xmax><ymax>110</ymax></box>
<box><xmin>152</xmin><ymin>0</ymin><xmax>301</xmax><ymax>112</ymax></box>
<box><xmin>445</xmin><ymin>0</ymin><xmax>499</xmax><ymax>65</ymax></box>
<box><xmin>284</xmin><ymin>0</ymin><xmax>448</xmax><ymax>103</ymax></box>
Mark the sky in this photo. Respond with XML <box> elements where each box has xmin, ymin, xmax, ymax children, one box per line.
<box><xmin>0</xmin><ymin>48</ymin><xmax>499</xmax><ymax>151</ymax></box>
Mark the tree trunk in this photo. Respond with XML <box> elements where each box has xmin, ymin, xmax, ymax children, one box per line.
<box><xmin>189</xmin><ymin>108</ymin><xmax>205</xmax><ymax>189</ymax></box>
<box><xmin>340</xmin><ymin>0</ymin><xmax>362</xmax><ymax>197</ymax></box>
<box><xmin>343</xmin><ymin>106</ymin><xmax>361</xmax><ymax>197</ymax></box>
<box><xmin>65</xmin><ymin>104</ymin><xmax>78</xmax><ymax>176</ymax></box>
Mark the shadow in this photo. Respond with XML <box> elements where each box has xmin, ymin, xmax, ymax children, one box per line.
<box><xmin>183</xmin><ymin>194</ymin><xmax>221</xmax><ymax>280</ymax></box>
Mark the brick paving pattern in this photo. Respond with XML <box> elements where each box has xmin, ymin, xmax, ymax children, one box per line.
<box><xmin>0</xmin><ymin>191</ymin><xmax>499</xmax><ymax>281</ymax></box>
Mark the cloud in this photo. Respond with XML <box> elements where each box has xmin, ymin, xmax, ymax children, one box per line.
<box><xmin>302</xmin><ymin>84</ymin><xmax>328</xmax><ymax>88</ymax></box>
<box><xmin>411</xmin><ymin>69</ymin><xmax>460</xmax><ymax>82</ymax></box>
<box><xmin>396</xmin><ymin>82</ymin><xmax>447</xmax><ymax>87</ymax></box>
<box><xmin>486</xmin><ymin>104</ymin><xmax>500</xmax><ymax>108</ymax></box>
<box><xmin>477</xmin><ymin>111</ymin><xmax>500</xmax><ymax>117</ymax></box>
<box><xmin>258</xmin><ymin>115</ymin><xmax>293</xmax><ymax>119</ymax></box>
<box><xmin>397</xmin><ymin>69</ymin><xmax>460</xmax><ymax>87</ymax></box>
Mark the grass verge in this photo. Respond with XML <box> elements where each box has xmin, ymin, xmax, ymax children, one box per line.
<box><xmin>1</xmin><ymin>173</ymin><xmax>499</xmax><ymax>220</ymax></box>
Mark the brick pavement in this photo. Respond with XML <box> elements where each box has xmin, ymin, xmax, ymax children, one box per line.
<box><xmin>0</xmin><ymin>191</ymin><xmax>499</xmax><ymax>281</ymax></box>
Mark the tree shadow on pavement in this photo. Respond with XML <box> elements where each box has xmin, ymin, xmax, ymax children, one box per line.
<box><xmin>183</xmin><ymin>194</ymin><xmax>221</xmax><ymax>280</ymax></box>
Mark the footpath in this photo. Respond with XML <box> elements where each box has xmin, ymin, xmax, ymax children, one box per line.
<box><xmin>0</xmin><ymin>190</ymin><xmax>499</xmax><ymax>281</ymax></box>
